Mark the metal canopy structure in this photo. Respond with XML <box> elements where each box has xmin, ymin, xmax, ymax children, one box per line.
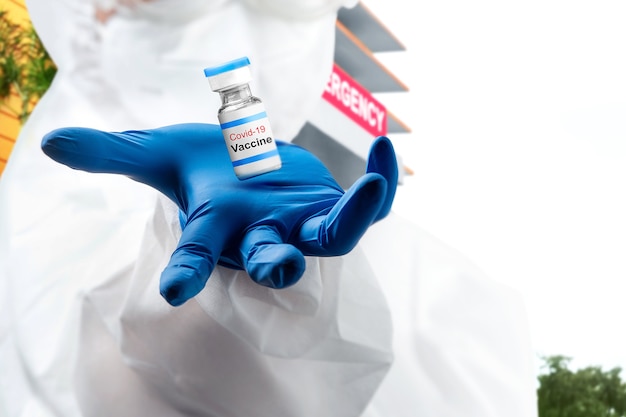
<box><xmin>294</xmin><ymin>1</ymin><xmax>411</xmax><ymax>188</ymax></box>
<box><xmin>337</xmin><ymin>2</ymin><xmax>405</xmax><ymax>53</ymax></box>
<box><xmin>334</xmin><ymin>22</ymin><xmax>408</xmax><ymax>94</ymax></box>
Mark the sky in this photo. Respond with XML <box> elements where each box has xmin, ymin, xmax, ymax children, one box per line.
<box><xmin>364</xmin><ymin>0</ymin><xmax>626</xmax><ymax>373</ymax></box>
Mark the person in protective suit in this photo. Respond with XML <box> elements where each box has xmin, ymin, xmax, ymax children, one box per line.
<box><xmin>0</xmin><ymin>1</ymin><xmax>538</xmax><ymax>416</ymax></box>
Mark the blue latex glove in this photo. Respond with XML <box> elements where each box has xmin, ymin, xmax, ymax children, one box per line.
<box><xmin>42</xmin><ymin>123</ymin><xmax>398</xmax><ymax>306</ymax></box>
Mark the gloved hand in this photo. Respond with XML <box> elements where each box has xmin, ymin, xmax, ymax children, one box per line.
<box><xmin>42</xmin><ymin>123</ymin><xmax>398</xmax><ymax>306</ymax></box>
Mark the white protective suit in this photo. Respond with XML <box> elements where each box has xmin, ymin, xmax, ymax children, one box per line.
<box><xmin>0</xmin><ymin>0</ymin><xmax>538</xmax><ymax>416</ymax></box>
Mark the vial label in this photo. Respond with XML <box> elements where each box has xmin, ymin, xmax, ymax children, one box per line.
<box><xmin>218</xmin><ymin>103</ymin><xmax>282</xmax><ymax>179</ymax></box>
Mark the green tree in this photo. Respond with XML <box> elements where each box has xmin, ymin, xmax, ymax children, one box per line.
<box><xmin>0</xmin><ymin>9</ymin><xmax>56</xmax><ymax>123</ymax></box>
<box><xmin>538</xmin><ymin>355</ymin><xmax>626</xmax><ymax>417</ymax></box>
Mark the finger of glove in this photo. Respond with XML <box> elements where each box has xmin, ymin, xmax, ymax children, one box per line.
<box><xmin>240</xmin><ymin>226</ymin><xmax>306</xmax><ymax>289</ymax></box>
<box><xmin>160</xmin><ymin>215</ymin><xmax>226</xmax><ymax>306</ymax></box>
<box><xmin>366</xmin><ymin>136</ymin><xmax>398</xmax><ymax>222</ymax></box>
<box><xmin>296</xmin><ymin>173</ymin><xmax>387</xmax><ymax>256</ymax></box>
<box><xmin>41</xmin><ymin>127</ymin><xmax>174</xmax><ymax>191</ymax></box>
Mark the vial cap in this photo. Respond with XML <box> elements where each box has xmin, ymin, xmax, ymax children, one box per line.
<box><xmin>204</xmin><ymin>57</ymin><xmax>252</xmax><ymax>92</ymax></box>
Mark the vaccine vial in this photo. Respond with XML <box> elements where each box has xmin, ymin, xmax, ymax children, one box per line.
<box><xmin>203</xmin><ymin>57</ymin><xmax>282</xmax><ymax>179</ymax></box>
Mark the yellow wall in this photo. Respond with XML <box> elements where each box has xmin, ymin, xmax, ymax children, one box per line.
<box><xmin>0</xmin><ymin>0</ymin><xmax>31</xmax><ymax>175</ymax></box>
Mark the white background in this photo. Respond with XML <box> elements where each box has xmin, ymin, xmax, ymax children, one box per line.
<box><xmin>366</xmin><ymin>0</ymin><xmax>626</xmax><ymax>374</ymax></box>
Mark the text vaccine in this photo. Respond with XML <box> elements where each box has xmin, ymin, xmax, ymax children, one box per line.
<box><xmin>204</xmin><ymin>57</ymin><xmax>282</xmax><ymax>179</ymax></box>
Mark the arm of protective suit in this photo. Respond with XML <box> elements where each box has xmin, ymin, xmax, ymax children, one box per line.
<box><xmin>41</xmin><ymin>123</ymin><xmax>398</xmax><ymax>306</ymax></box>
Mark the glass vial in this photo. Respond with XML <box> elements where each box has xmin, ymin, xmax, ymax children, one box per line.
<box><xmin>203</xmin><ymin>57</ymin><xmax>282</xmax><ymax>179</ymax></box>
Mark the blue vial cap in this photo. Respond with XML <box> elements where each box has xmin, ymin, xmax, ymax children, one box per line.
<box><xmin>203</xmin><ymin>57</ymin><xmax>251</xmax><ymax>78</ymax></box>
